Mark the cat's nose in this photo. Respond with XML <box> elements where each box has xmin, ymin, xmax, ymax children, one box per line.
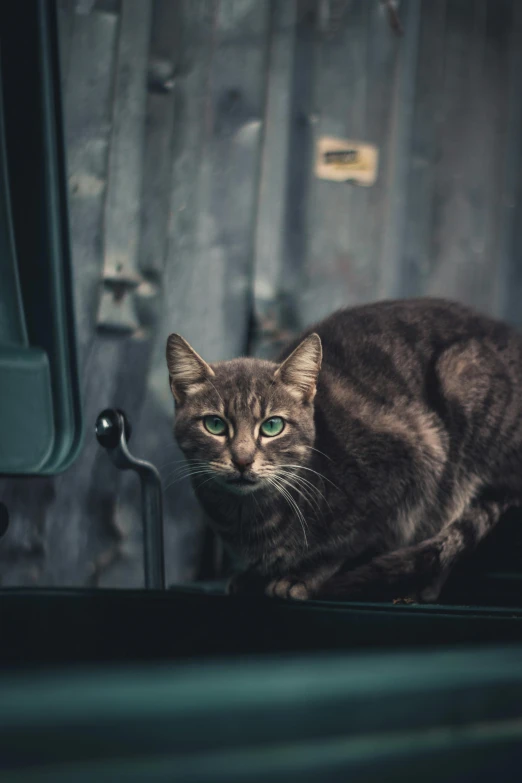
<box><xmin>232</xmin><ymin>455</ymin><xmax>254</xmax><ymax>472</ymax></box>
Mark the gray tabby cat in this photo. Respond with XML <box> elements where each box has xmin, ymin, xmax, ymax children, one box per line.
<box><xmin>166</xmin><ymin>298</ymin><xmax>522</xmax><ymax>602</ymax></box>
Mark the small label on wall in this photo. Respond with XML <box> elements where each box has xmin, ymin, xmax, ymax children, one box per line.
<box><xmin>315</xmin><ymin>136</ymin><xmax>379</xmax><ymax>186</ymax></box>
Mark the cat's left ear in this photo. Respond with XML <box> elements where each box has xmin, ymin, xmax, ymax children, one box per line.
<box><xmin>166</xmin><ymin>334</ymin><xmax>215</xmax><ymax>404</ymax></box>
<box><xmin>275</xmin><ymin>333</ymin><xmax>322</xmax><ymax>403</ymax></box>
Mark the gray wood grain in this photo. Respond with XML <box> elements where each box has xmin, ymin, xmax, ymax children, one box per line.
<box><xmin>362</xmin><ymin>0</ymin><xmax>404</xmax><ymax>297</ymax></box>
<box><xmin>100</xmin><ymin>0</ymin><xmax>152</xmax><ymax>285</ymax></box>
<box><xmin>401</xmin><ymin>0</ymin><xmax>447</xmax><ymax>298</ymax></box>
<box><xmin>250</xmin><ymin>1</ymin><xmax>298</xmax><ymax>358</ymax></box>
<box><xmin>376</xmin><ymin>0</ymin><xmax>421</xmax><ymax>300</ymax></box>
<box><xmin>63</xmin><ymin>7</ymin><xmax>119</xmax><ymax>366</ymax></box>
<box><xmin>488</xmin><ymin>0</ymin><xmax>522</xmax><ymax>324</ymax></box>
<box><xmin>278</xmin><ymin>0</ymin><xmax>318</xmax><ymax>337</ymax></box>
<box><xmin>131</xmin><ymin>0</ymin><xmax>271</xmax><ymax>586</ymax></box>
<box><xmin>180</xmin><ymin>0</ymin><xmax>269</xmax><ymax>362</ymax></box>
<box><xmin>302</xmin><ymin>0</ymin><xmax>402</xmax><ymax>324</ymax></box>
<box><xmin>424</xmin><ymin>0</ymin><xmax>502</xmax><ymax>309</ymax></box>
<box><xmin>96</xmin><ymin>0</ymin><xmax>152</xmax><ymax>332</ymax></box>
<box><xmin>126</xmin><ymin>0</ymin><xmax>222</xmax><ymax>588</ymax></box>
<box><xmin>138</xmin><ymin>0</ymin><xmax>181</xmax><ymax>284</ymax></box>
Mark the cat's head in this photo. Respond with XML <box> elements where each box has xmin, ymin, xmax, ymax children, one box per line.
<box><xmin>166</xmin><ymin>333</ymin><xmax>322</xmax><ymax>495</ymax></box>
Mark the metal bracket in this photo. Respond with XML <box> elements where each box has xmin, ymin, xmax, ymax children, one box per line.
<box><xmin>95</xmin><ymin>408</ymin><xmax>165</xmax><ymax>589</ymax></box>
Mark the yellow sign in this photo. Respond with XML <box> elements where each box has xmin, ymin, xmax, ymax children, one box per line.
<box><xmin>315</xmin><ymin>136</ymin><xmax>379</xmax><ymax>186</ymax></box>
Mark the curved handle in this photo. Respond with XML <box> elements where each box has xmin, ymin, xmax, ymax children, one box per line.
<box><xmin>95</xmin><ymin>409</ymin><xmax>165</xmax><ymax>590</ymax></box>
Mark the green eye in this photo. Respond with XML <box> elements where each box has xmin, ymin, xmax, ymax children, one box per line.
<box><xmin>260</xmin><ymin>416</ymin><xmax>285</xmax><ymax>437</ymax></box>
<box><xmin>204</xmin><ymin>415</ymin><xmax>227</xmax><ymax>436</ymax></box>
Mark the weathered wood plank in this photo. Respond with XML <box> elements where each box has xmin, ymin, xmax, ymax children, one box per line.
<box><xmin>124</xmin><ymin>0</ymin><xmax>222</xmax><ymax>587</ymax></box>
<box><xmin>132</xmin><ymin>0</ymin><xmax>271</xmax><ymax>586</ymax></box>
<box><xmin>100</xmin><ymin>0</ymin><xmax>221</xmax><ymax>588</ymax></box>
<box><xmin>401</xmin><ymin>0</ymin><xmax>447</xmax><ymax>298</ymax></box>
<box><xmin>75</xmin><ymin>0</ymin><xmax>97</xmax><ymax>13</ymax></box>
<box><xmin>181</xmin><ymin>0</ymin><xmax>270</xmax><ymax>362</ymax></box>
<box><xmin>425</xmin><ymin>0</ymin><xmax>512</xmax><ymax>311</ymax></box>
<box><xmin>490</xmin><ymin>0</ymin><xmax>522</xmax><ymax>324</ymax></box>
<box><xmin>72</xmin><ymin>0</ymin><xmax>184</xmax><ymax>588</ymax></box>
<box><xmin>305</xmin><ymin>1</ymin><xmax>399</xmax><ymax>319</ymax></box>
<box><xmin>466</xmin><ymin>0</ymin><xmax>513</xmax><ymax>313</ymax></box>
<box><xmin>375</xmin><ymin>0</ymin><xmax>421</xmax><ymax>300</ymax></box>
<box><xmin>303</xmin><ymin>0</ymin><xmax>369</xmax><ymax>323</ymax></box>
<box><xmin>301</xmin><ymin>0</ymin><xmax>402</xmax><ymax>324</ymax></box>
<box><xmin>359</xmin><ymin>0</ymin><xmax>403</xmax><ymax>298</ymax></box>
<box><xmin>279</xmin><ymin>0</ymin><xmax>320</xmax><ymax>337</ymax></box>
<box><xmin>63</xmin><ymin>6</ymin><xmax>119</xmax><ymax>366</ymax></box>
<box><xmin>97</xmin><ymin>0</ymin><xmax>152</xmax><ymax>333</ymax></box>
<box><xmin>138</xmin><ymin>0</ymin><xmax>181</xmax><ymax>283</ymax></box>
<box><xmin>250</xmin><ymin>1</ymin><xmax>298</xmax><ymax>358</ymax></box>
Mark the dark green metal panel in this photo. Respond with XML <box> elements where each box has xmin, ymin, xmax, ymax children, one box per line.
<box><xmin>1</xmin><ymin>633</ymin><xmax>522</xmax><ymax>781</ymax></box>
<box><xmin>0</xmin><ymin>0</ymin><xmax>82</xmax><ymax>475</ymax></box>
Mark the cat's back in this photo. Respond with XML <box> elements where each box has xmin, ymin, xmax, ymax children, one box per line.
<box><xmin>284</xmin><ymin>298</ymin><xmax>522</xmax><ymax>398</ymax></box>
<box><xmin>309</xmin><ymin>297</ymin><xmax>518</xmax><ymax>357</ymax></box>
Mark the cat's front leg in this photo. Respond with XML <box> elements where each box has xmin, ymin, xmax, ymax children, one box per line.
<box><xmin>265</xmin><ymin>560</ymin><xmax>345</xmax><ymax>601</ymax></box>
<box><xmin>316</xmin><ymin>498</ymin><xmax>509</xmax><ymax>603</ymax></box>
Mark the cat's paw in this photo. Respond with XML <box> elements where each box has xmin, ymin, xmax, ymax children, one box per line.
<box><xmin>266</xmin><ymin>578</ymin><xmax>310</xmax><ymax>600</ymax></box>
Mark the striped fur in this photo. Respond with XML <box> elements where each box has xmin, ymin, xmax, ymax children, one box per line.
<box><xmin>167</xmin><ymin>298</ymin><xmax>522</xmax><ymax>602</ymax></box>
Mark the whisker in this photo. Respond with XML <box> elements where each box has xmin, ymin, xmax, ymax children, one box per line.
<box><xmin>265</xmin><ymin>476</ymin><xmax>299</xmax><ymax>538</ymax></box>
<box><xmin>275</xmin><ymin>483</ymin><xmax>309</xmax><ymax>551</ymax></box>
<box><xmin>276</xmin><ymin>467</ymin><xmax>322</xmax><ymax>496</ymax></box>
<box><xmin>194</xmin><ymin>475</ymin><xmax>216</xmax><ymax>491</ymax></box>
<box><xmin>163</xmin><ymin>468</ymin><xmax>214</xmax><ymax>493</ymax></box>
<box><xmin>268</xmin><ymin>475</ymin><xmax>309</xmax><ymax>550</ymax></box>
<box><xmin>278</xmin><ymin>472</ymin><xmax>329</xmax><ymax>523</ymax></box>
<box><xmin>159</xmin><ymin>459</ymin><xmax>208</xmax><ymax>473</ymax></box>
<box><xmin>161</xmin><ymin>458</ymin><xmax>224</xmax><ymax>479</ymax></box>
<box><xmin>302</xmin><ymin>445</ymin><xmax>334</xmax><ymax>462</ymax></box>
<box><xmin>275</xmin><ymin>468</ymin><xmax>333</xmax><ymax>514</ymax></box>
<box><xmin>163</xmin><ymin>471</ymin><xmax>213</xmax><ymax>491</ymax></box>
<box><xmin>277</xmin><ymin>464</ymin><xmax>342</xmax><ymax>492</ymax></box>
<box><xmin>274</xmin><ymin>471</ymin><xmax>322</xmax><ymax>514</ymax></box>
<box><xmin>161</xmin><ymin>463</ymin><xmax>210</xmax><ymax>483</ymax></box>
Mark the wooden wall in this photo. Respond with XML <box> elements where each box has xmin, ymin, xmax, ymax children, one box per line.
<box><xmin>1</xmin><ymin>0</ymin><xmax>522</xmax><ymax>587</ymax></box>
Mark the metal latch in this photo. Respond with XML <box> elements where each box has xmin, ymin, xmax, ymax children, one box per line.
<box><xmin>95</xmin><ymin>408</ymin><xmax>165</xmax><ymax>589</ymax></box>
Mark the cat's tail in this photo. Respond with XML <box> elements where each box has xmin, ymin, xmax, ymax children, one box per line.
<box><xmin>316</xmin><ymin>498</ymin><xmax>508</xmax><ymax>603</ymax></box>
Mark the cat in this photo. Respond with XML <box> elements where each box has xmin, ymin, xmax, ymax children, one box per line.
<box><xmin>166</xmin><ymin>298</ymin><xmax>522</xmax><ymax>603</ymax></box>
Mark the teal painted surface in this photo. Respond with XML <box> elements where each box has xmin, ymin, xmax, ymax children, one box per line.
<box><xmin>1</xmin><ymin>642</ymin><xmax>522</xmax><ymax>780</ymax></box>
<box><xmin>0</xmin><ymin>1</ymin><xmax>82</xmax><ymax>477</ymax></box>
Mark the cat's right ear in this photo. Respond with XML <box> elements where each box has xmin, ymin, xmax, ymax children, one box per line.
<box><xmin>166</xmin><ymin>334</ymin><xmax>215</xmax><ymax>404</ymax></box>
<box><xmin>274</xmin><ymin>333</ymin><xmax>322</xmax><ymax>403</ymax></box>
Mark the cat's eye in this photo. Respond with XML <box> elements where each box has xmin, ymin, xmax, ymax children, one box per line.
<box><xmin>260</xmin><ymin>416</ymin><xmax>285</xmax><ymax>437</ymax></box>
<box><xmin>203</xmin><ymin>415</ymin><xmax>227</xmax><ymax>436</ymax></box>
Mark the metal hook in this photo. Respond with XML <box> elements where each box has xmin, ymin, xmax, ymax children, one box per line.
<box><xmin>95</xmin><ymin>409</ymin><xmax>165</xmax><ymax>589</ymax></box>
